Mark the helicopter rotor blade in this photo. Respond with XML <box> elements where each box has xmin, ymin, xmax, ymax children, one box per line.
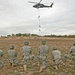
<box><xmin>39</xmin><ymin>0</ymin><xmax>42</xmax><ymax>3</ymax></box>
<box><xmin>28</xmin><ymin>1</ymin><xmax>38</xmax><ymax>4</ymax></box>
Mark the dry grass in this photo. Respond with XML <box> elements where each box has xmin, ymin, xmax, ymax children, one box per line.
<box><xmin>0</xmin><ymin>36</ymin><xmax>75</xmax><ymax>75</ymax></box>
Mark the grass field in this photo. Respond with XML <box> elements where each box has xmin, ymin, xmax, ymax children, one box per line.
<box><xmin>0</xmin><ymin>36</ymin><xmax>75</xmax><ymax>75</ymax></box>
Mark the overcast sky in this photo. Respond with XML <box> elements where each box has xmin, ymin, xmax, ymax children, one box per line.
<box><xmin>0</xmin><ymin>0</ymin><xmax>75</xmax><ymax>36</ymax></box>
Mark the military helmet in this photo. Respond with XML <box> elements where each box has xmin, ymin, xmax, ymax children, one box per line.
<box><xmin>53</xmin><ymin>47</ymin><xmax>58</xmax><ymax>50</ymax></box>
<box><xmin>41</xmin><ymin>40</ymin><xmax>46</xmax><ymax>45</ymax></box>
<box><xmin>9</xmin><ymin>45</ymin><xmax>14</xmax><ymax>49</ymax></box>
<box><xmin>24</xmin><ymin>41</ymin><xmax>29</xmax><ymax>45</ymax></box>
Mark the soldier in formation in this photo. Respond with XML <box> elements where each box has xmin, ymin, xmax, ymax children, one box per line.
<box><xmin>37</xmin><ymin>40</ymin><xmax>49</xmax><ymax>72</ymax></box>
<box><xmin>22</xmin><ymin>41</ymin><xmax>34</xmax><ymax>72</ymax></box>
<box><xmin>8</xmin><ymin>45</ymin><xmax>18</xmax><ymax>68</ymax></box>
<box><xmin>63</xmin><ymin>41</ymin><xmax>75</xmax><ymax>69</ymax></box>
<box><xmin>52</xmin><ymin>47</ymin><xmax>61</xmax><ymax>70</ymax></box>
<box><xmin>0</xmin><ymin>49</ymin><xmax>4</xmax><ymax>75</ymax></box>
<box><xmin>68</xmin><ymin>41</ymin><xmax>75</xmax><ymax>69</ymax></box>
<box><xmin>1</xmin><ymin>40</ymin><xmax>75</xmax><ymax>73</ymax></box>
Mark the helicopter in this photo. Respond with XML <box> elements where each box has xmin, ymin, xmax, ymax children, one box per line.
<box><xmin>28</xmin><ymin>0</ymin><xmax>54</xmax><ymax>9</ymax></box>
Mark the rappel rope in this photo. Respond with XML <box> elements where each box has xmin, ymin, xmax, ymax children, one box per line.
<box><xmin>38</xmin><ymin>9</ymin><xmax>41</xmax><ymax>32</ymax></box>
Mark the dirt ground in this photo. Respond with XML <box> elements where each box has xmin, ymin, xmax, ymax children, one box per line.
<box><xmin>0</xmin><ymin>36</ymin><xmax>75</xmax><ymax>75</ymax></box>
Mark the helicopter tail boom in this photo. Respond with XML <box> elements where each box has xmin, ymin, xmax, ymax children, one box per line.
<box><xmin>50</xmin><ymin>3</ymin><xmax>53</xmax><ymax>7</ymax></box>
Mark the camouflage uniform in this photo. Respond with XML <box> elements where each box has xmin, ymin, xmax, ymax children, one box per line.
<box><xmin>0</xmin><ymin>50</ymin><xmax>4</xmax><ymax>69</ymax></box>
<box><xmin>22</xmin><ymin>41</ymin><xmax>34</xmax><ymax>65</ymax></box>
<box><xmin>37</xmin><ymin>40</ymin><xmax>49</xmax><ymax>71</ymax></box>
<box><xmin>52</xmin><ymin>47</ymin><xmax>61</xmax><ymax>69</ymax></box>
<box><xmin>69</xmin><ymin>41</ymin><xmax>75</xmax><ymax>69</ymax></box>
<box><xmin>8</xmin><ymin>45</ymin><xmax>18</xmax><ymax>66</ymax></box>
<box><xmin>22</xmin><ymin>41</ymin><xmax>34</xmax><ymax>72</ymax></box>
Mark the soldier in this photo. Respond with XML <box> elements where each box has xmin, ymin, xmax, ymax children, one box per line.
<box><xmin>37</xmin><ymin>40</ymin><xmax>49</xmax><ymax>72</ymax></box>
<box><xmin>8</xmin><ymin>45</ymin><xmax>18</xmax><ymax>68</ymax></box>
<box><xmin>68</xmin><ymin>40</ymin><xmax>75</xmax><ymax>69</ymax></box>
<box><xmin>0</xmin><ymin>49</ymin><xmax>4</xmax><ymax>75</ymax></box>
<box><xmin>22</xmin><ymin>41</ymin><xmax>34</xmax><ymax>72</ymax></box>
<box><xmin>52</xmin><ymin>47</ymin><xmax>61</xmax><ymax>70</ymax></box>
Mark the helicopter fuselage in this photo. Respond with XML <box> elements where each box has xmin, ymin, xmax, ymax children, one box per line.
<box><xmin>33</xmin><ymin>3</ymin><xmax>50</xmax><ymax>8</ymax></box>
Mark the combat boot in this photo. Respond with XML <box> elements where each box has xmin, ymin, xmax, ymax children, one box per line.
<box><xmin>39</xmin><ymin>65</ymin><xmax>46</xmax><ymax>72</ymax></box>
<box><xmin>39</xmin><ymin>66</ymin><xmax>43</xmax><ymax>72</ymax></box>
<box><xmin>24</xmin><ymin>65</ymin><xmax>27</xmax><ymax>72</ymax></box>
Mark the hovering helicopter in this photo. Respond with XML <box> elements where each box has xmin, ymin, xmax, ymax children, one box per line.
<box><xmin>28</xmin><ymin>0</ymin><xmax>54</xmax><ymax>9</ymax></box>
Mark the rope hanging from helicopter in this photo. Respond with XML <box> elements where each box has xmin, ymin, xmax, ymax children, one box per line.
<box><xmin>38</xmin><ymin>9</ymin><xmax>41</xmax><ymax>32</ymax></box>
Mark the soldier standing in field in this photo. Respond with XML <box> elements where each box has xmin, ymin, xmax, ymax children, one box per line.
<box><xmin>68</xmin><ymin>41</ymin><xmax>75</xmax><ymax>69</ymax></box>
<box><xmin>8</xmin><ymin>45</ymin><xmax>18</xmax><ymax>68</ymax></box>
<box><xmin>0</xmin><ymin>49</ymin><xmax>4</xmax><ymax>75</ymax></box>
<box><xmin>37</xmin><ymin>40</ymin><xmax>49</xmax><ymax>72</ymax></box>
<box><xmin>22</xmin><ymin>41</ymin><xmax>34</xmax><ymax>72</ymax></box>
<box><xmin>52</xmin><ymin>47</ymin><xmax>61</xmax><ymax>70</ymax></box>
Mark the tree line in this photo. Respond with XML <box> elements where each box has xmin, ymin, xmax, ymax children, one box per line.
<box><xmin>0</xmin><ymin>33</ymin><xmax>75</xmax><ymax>38</ymax></box>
